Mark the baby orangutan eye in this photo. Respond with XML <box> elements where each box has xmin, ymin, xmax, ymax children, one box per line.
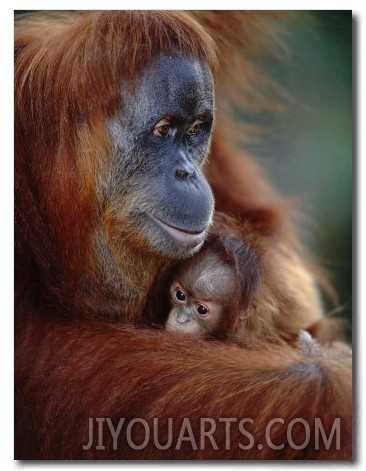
<box><xmin>175</xmin><ymin>289</ymin><xmax>186</xmax><ymax>302</ymax></box>
<box><xmin>196</xmin><ymin>304</ymin><xmax>208</xmax><ymax>315</ymax></box>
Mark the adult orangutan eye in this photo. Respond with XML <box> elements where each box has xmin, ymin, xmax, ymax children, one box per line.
<box><xmin>175</xmin><ymin>289</ymin><xmax>186</xmax><ymax>302</ymax></box>
<box><xmin>153</xmin><ymin>119</ymin><xmax>171</xmax><ymax>138</ymax></box>
<box><xmin>196</xmin><ymin>304</ymin><xmax>208</xmax><ymax>315</ymax></box>
<box><xmin>187</xmin><ymin>119</ymin><xmax>205</xmax><ymax>135</ymax></box>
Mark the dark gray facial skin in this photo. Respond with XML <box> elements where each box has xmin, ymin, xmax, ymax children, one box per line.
<box><xmin>105</xmin><ymin>54</ymin><xmax>215</xmax><ymax>259</ymax></box>
<box><xmin>166</xmin><ymin>253</ymin><xmax>236</xmax><ymax>336</ymax></box>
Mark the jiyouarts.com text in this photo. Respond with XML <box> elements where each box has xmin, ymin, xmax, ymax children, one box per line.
<box><xmin>82</xmin><ymin>417</ymin><xmax>342</xmax><ymax>452</ymax></box>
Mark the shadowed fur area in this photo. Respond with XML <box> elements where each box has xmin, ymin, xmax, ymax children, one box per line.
<box><xmin>15</xmin><ymin>10</ymin><xmax>352</xmax><ymax>460</ymax></box>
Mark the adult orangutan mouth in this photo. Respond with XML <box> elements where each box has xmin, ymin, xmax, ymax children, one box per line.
<box><xmin>150</xmin><ymin>214</ymin><xmax>207</xmax><ymax>248</ymax></box>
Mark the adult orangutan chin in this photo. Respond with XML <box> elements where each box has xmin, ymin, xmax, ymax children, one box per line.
<box><xmin>15</xmin><ymin>10</ymin><xmax>352</xmax><ymax>459</ymax></box>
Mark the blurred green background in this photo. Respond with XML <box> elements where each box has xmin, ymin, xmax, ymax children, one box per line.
<box><xmin>247</xmin><ymin>11</ymin><xmax>352</xmax><ymax>338</ymax></box>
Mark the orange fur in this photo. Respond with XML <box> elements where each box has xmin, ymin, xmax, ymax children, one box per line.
<box><xmin>15</xmin><ymin>11</ymin><xmax>351</xmax><ymax>460</ymax></box>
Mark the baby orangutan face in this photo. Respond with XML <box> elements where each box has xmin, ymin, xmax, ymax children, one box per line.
<box><xmin>165</xmin><ymin>252</ymin><xmax>236</xmax><ymax>336</ymax></box>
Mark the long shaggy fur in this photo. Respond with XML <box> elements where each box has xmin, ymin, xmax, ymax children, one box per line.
<box><xmin>15</xmin><ymin>310</ymin><xmax>351</xmax><ymax>459</ymax></box>
<box><xmin>15</xmin><ymin>11</ymin><xmax>352</xmax><ymax>460</ymax></box>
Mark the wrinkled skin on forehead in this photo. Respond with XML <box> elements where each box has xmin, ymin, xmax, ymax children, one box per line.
<box><xmin>104</xmin><ymin>55</ymin><xmax>215</xmax><ymax>260</ymax></box>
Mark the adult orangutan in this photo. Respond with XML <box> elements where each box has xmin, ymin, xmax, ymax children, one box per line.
<box><xmin>15</xmin><ymin>11</ymin><xmax>352</xmax><ymax>459</ymax></box>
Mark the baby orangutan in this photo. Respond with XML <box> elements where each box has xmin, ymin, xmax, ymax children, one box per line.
<box><xmin>165</xmin><ymin>230</ymin><xmax>261</xmax><ymax>338</ymax></box>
